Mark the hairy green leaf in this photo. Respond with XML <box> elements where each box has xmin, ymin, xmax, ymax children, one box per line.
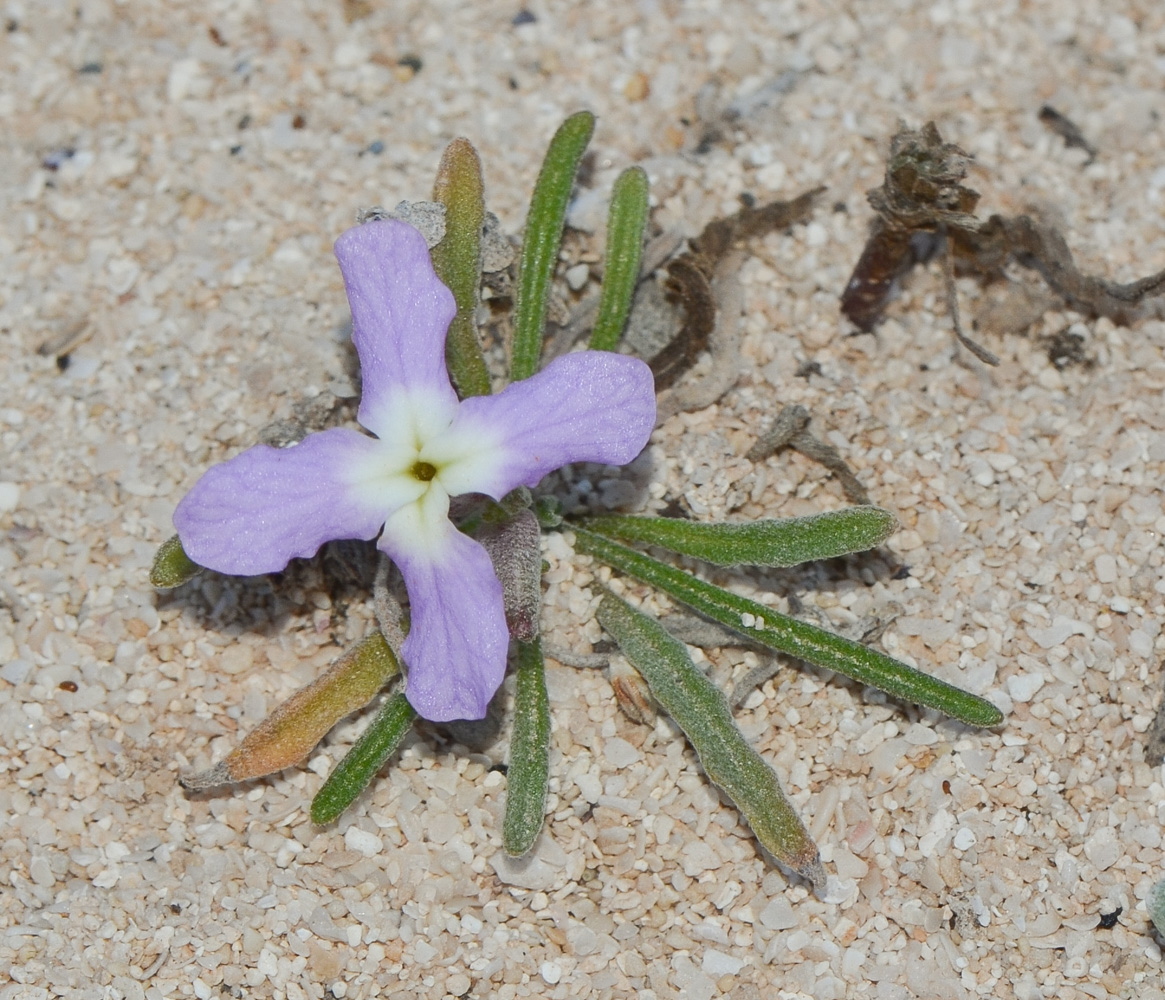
<box><xmin>311</xmin><ymin>692</ymin><xmax>417</xmax><ymax>825</ymax></box>
<box><xmin>589</xmin><ymin>166</ymin><xmax>649</xmax><ymax>351</ymax></box>
<box><xmin>580</xmin><ymin>506</ymin><xmax>899</xmax><ymax>567</ymax></box>
<box><xmin>432</xmin><ymin>137</ymin><xmax>491</xmax><ymax>398</ymax></box>
<box><xmin>510</xmin><ymin>111</ymin><xmax>595</xmax><ymax>381</ymax></box>
<box><xmin>573</xmin><ymin>527</ymin><xmax>1003</xmax><ymax>727</ymax></box>
<box><xmin>503</xmin><ymin>639</ymin><xmax>551</xmax><ymax>856</ymax></box>
<box><xmin>597</xmin><ymin>592</ymin><xmax>822</xmax><ymax>885</ymax></box>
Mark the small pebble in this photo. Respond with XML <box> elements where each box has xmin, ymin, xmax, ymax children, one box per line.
<box><xmin>702</xmin><ymin>949</ymin><xmax>744</xmax><ymax>976</ymax></box>
<box><xmin>565</xmin><ymin>263</ymin><xmax>589</xmax><ymax>290</ymax></box>
<box><xmin>0</xmin><ymin>481</ymin><xmax>20</xmax><ymax>512</ymax></box>
<box><xmin>343</xmin><ymin>827</ymin><xmax>383</xmax><ymax>857</ymax></box>
<box><xmin>952</xmin><ymin>827</ymin><xmax>976</xmax><ymax>851</ymax></box>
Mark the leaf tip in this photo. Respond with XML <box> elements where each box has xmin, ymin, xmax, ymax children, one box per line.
<box><xmin>150</xmin><ymin>534</ymin><xmax>201</xmax><ymax>589</ymax></box>
<box><xmin>180</xmin><ymin>761</ymin><xmax>232</xmax><ymax>792</ymax></box>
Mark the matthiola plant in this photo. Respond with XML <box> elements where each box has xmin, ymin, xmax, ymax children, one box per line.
<box><xmin>173</xmin><ymin>219</ymin><xmax>654</xmax><ymax>721</ymax></box>
<box><xmin>153</xmin><ymin>113</ymin><xmax>1003</xmax><ymax>887</ymax></box>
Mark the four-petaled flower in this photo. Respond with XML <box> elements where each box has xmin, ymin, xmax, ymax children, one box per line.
<box><xmin>174</xmin><ymin>220</ymin><xmax>656</xmax><ymax>721</ymax></box>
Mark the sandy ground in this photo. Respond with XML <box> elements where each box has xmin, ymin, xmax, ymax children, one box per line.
<box><xmin>3</xmin><ymin>1</ymin><xmax>1165</xmax><ymax>998</ymax></box>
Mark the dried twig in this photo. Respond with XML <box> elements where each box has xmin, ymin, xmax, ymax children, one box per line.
<box><xmin>746</xmin><ymin>405</ymin><xmax>870</xmax><ymax>505</ymax></box>
<box><xmin>1038</xmin><ymin>105</ymin><xmax>1097</xmax><ymax>164</ymax></box>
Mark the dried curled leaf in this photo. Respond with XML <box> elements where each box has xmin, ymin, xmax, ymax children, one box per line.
<box><xmin>651</xmin><ymin>187</ymin><xmax>824</xmax><ymax>391</ymax></box>
<box><xmin>182</xmin><ymin>632</ymin><xmax>400</xmax><ymax>790</ymax></box>
<box><xmin>843</xmin><ymin>120</ymin><xmax>1165</xmax><ymax>341</ymax></box>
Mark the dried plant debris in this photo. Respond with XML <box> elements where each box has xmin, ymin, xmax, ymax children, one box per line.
<box><xmin>37</xmin><ymin>318</ymin><xmax>92</xmax><ymax>361</ymax></box>
<box><xmin>650</xmin><ymin>187</ymin><xmax>824</xmax><ymax>393</ymax></box>
<box><xmin>654</xmin><ymin>250</ymin><xmax>747</xmax><ymax>422</ymax></box>
<box><xmin>1038</xmin><ymin>104</ymin><xmax>1097</xmax><ymax>164</ymax></box>
<box><xmin>746</xmin><ymin>404</ymin><xmax>871</xmax><ymax>505</ymax></box>
<box><xmin>690</xmin><ymin>73</ymin><xmax>800</xmax><ymax>153</ymax></box>
<box><xmin>841</xmin><ymin>121</ymin><xmax>1165</xmax><ymax>351</ymax></box>
<box><xmin>1043</xmin><ymin>326</ymin><xmax>1094</xmax><ymax>369</ymax></box>
<box><xmin>841</xmin><ymin>122</ymin><xmax>980</xmax><ymax>334</ymax></box>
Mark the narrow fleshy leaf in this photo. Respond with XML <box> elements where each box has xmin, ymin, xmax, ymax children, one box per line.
<box><xmin>589</xmin><ymin>166</ymin><xmax>649</xmax><ymax>351</ymax></box>
<box><xmin>311</xmin><ymin>692</ymin><xmax>417</xmax><ymax>824</ymax></box>
<box><xmin>477</xmin><ymin>508</ymin><xmax>543</xmax><ymax>641</ymax></box>
<box><xmin>596</xmin><ymin>591</ymin><xmax>822</xmax><ymax>886</ymax></box>
<box><xmin>150</xmin><ymin>534</ymin><xmax>202</xmax><ymax>589</ymax></box>
<box><xmin>573</xmin><ymin>527</ymin><xmax>1003</xmax><ymax>727</ymax></box>
<box><xmin>432</xmin><ymin>138</ymin><xmax>492</xmax><ymax>398</ymax></box>
<box><xmin>182</xmin><ymin>633</ymin><xmax>400</xmax><ymax>790</ymax></box>
<box><xmin>510</xmin><ymin>111</ymin><xmax>596</xmax><ymax>381</ymax></box>
<box><xmin>503</xmin><ymin>639</ymin><xmax>551</xmax><ymax>856</ymax></box>
<box><xmin>579</xmin><ymin>506</ymin><xmax>899</xmax><ymax>568</ymax></box>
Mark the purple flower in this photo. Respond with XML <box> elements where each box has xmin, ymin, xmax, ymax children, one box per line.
<box><xmin>174</xmin><ymin>220</ymin><xmax>656</xmax><ymax>721</ymax></box>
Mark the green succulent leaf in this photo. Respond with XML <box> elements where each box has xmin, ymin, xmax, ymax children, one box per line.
<box><xmin>589</xmin><ymin>166</ymin><xmax>649</xmax><ymax>352</ymax></box>
<box><xmin>579</xmin><ymin>506</ymin><xmax>899</xmax><ymax>567</ymax></box>
<box><xmin>596</xmin><ymin>591</ymin><xmax>823</xmax><ymax>886</ymax></box>
<box><xmin>432</xmin><ymin>137</ymin><xmax>492</xmax><ymax>398</ymax></box>
<box><xmin>510</xmin><ymin>111</ymin><xmax>596</xmax><ymax>382</ymax></box>
<box><xmin>502</xmin><ymin>638</ymin><xmax>551</xmax><ymax>856</ymax></box>
<box><xmin>573</xmin><ymin>527</ymin><xmax>1003</xmax><ymax>728</ymax></box>
<box><xmin>150</xmin><ymin>535</ymin><xmax>202</xmax><ymax>589</ymax></box>
<box><xmin>311</xmin><ymin>692</ymin><xmax>417</xmax><ymax>825</ymax></box>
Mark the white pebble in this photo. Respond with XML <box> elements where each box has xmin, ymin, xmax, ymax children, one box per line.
<box><xmin>565</xmin><ymin>263</ymin><xmax>589</xmax><ymax>290</ymax></box>
<box><xmin>332</xmin><ymin>41</ymin><xmax>368</xmax><ymax>68</ymax></box>
<box><xmin>1094</xmin><ymin>554</ymin><xmax>1118</xmax><ymax>583</ymax></box>
<box><xmin>819</xmin><ymin>876</ymin><xmax>855</xmax><ymax>905</ymax></box>
<box><xmin>1083</xmin><ymin>827</ymin><xmax>1121</xmax><ymax>871</ymax></box>
<box><xmin>702</xmin><ymin>949</ymin><xmax>745</xmax><ymax>977</ymax></box>
<box><xmin>758</xmin><ymin>896</ymin><xmax>798</xmax><ymax>931</ymax></box>
<box><xmin>491</xmin><ymin>853</ymin><xmax>557</xmax><ymax>890</ymax></box>
<box><xmin>166</xmin><ymin>58</ymin><xmax>202</xmax><ymax>102</ymax></box>
<box><xmin>756</xmin><ymin>160</ymin><xmax>787</xmax><ymax>190</ymax></box>
<box><xmin>0</xmin><ymin>658</ymin><xmax>32</xmax><ymax>684</ymax></box>
<box><xmin>29</xmin><ymin>856</ymin><xmax>54</xmax><ymax>887</ymax></box>
<box><xmin>92</xmin><ymin>868</ymin><xmax>119</xmax><ymax>888</ymax></box>
<box><xmin>1129</xmin><ymin>629</ymin><xmax>1154</xmax><ymax>657</ymax></box>
<box><xmin>603</xmin><ymin>736</ymin><xmax>642</xmax><ymax>768</ymax></box>
<box><xmin>0</xmin><ymin>481</ymin><xmax>19</xmax><ymax>513</ymax></box>
<box><xmin>1006</xmin><ymin>672</ymin><xmax>1045</xmax><ymax>703</ymax></box>
<box><xmin>344</xmin><ymin>827</ymin><xmax>383</xmax><ymax>858</ymax></box>
<box><xmin>540</xmin><ymin>962</ymin><xmax>562</xmax><ymax>985</ymax></box>
<box><xmin>952</xmin><ymin>827</ymin><xmax>976</xmax><ymax>850</ymax></box>
<box><xmin>1027</xmin><ymin>616</ymin><xmax>1088</xmax><ymax>649</ymax></box>
<box><xmin>575</xmin><ymin>772</ymin><xmax>602</xmax><ymax>802</ymax></box>
<box><xmin>680</xmin><ymin>840</ymin><xmax>720</xmax><ymax>876</ymax></box>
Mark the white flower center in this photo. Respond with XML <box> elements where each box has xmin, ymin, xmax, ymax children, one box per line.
<box><xmin>346</xmin><ymin>389</ymin><xmax>503</xmax><ymax>560</ymax></box>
